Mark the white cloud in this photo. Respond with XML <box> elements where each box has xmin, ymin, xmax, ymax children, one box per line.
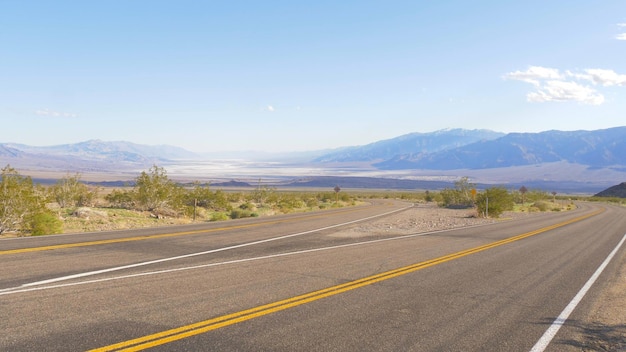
<box><xmin>266</xmin><ymin>105</ymin><xmax>275</xmax><ymax>112</ymax></box>
<box><xmin>35</xmin><ymin>109</ymin><xmax>77</xmax><ymax>118</ymax></box>
<box><xmin>527</xmin><ymin>80</ymin><xmax>604</xmax><ymax>105</ymax></box>
<box><xmin>504</xmin><ymin>66</ymin><xmax>626</xmax><ymax>105</ymax></box>
<box><xmin>572</xmin><ymin>69</ymin><xmax>626</xmax><ymax>86</ymax></box>
<box><xmin>503</xmin><ymin>66</ymin><xmax>562</xmax><ymax>86</ymax></box>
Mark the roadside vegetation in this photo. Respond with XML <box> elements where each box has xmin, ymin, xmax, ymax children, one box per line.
<box><xmin>0</xmin><ymin>164</ymin><xmax>598</xmax><ymax>237</ymax></box>
<box><xmin>0</xmin><ymin>164</ymin><xmax>359</xmax><ymax>236</ymax></box>
<box><xmin>437</xmin><ymin>176</ymin><xmax>576</xmax><ymax>218</ymax></box>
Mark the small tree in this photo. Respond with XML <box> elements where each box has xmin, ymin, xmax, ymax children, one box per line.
<box><xmin>184</xmin><ymin>182</ymin><xmax>212</xmax><ymax>208</ymax></box>
<box><xmin>134</xmin><ymin>165</ymin><xmax>182</xmax><ymax>212</ymax></box>
<box><xmin>440</xmin><ymin>177</ymin><xmax>475</xmax><ymax>208</ymax></box>
<box><xmin>519</xmin><ymin>186</ymin><xmax>528</xmax><ymax>205</ymax></box>
<box><xmin>211</xmin><ymin>189</ymin><xmax>233</xmax><ymax>211</ymax></box>
<box><xmin>475</xmin><ymin>186</ymin><xmax>514</xmax><ymax>218</ymax></box>
<box><xmin>0</xmin><ymin>165</ymin><xmax>47</xmax><ymax>234</ymax></box>
<box><xmin>51</xmin><ymin>173</ymin><xmax>95</xmax><ymax>208</ymax></box>
<box><xmin>250</xmin><ymin>181</ymin><xmax>276</xmax><ymax>207</ymax></box>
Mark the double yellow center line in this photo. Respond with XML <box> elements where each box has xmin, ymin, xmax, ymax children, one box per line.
<box><xmin>90</xmin><ymin>208</ymin><xmax>604</xmax><ymax>352</ymax></box>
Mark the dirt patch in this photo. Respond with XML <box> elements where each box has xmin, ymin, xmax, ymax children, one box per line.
<box><xmin>331</xmin><ymin>202</ymin><xmax>530</xmax><ymax>238</ymax></box>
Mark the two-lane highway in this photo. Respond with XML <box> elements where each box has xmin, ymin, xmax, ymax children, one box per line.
<box><xmin>1</xmin><ymin>201</ymin><xmax>624</xmax><ymax>351</ymax></box>
<box><xmin>1</xmin><ymin>200</ymin><xmax>410</xmax><ymax>290</ymax></box>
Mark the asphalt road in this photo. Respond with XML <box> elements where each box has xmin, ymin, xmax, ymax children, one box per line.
<box><xmin>1</xmin><ymin>200</ymin><xmax>624</xmax><ymax>351</ymax></box>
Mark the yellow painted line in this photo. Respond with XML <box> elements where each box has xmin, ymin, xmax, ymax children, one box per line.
<box><xmin>89</xmin><ymin>208</ymin><xmax>604</xmax><ymax>352</ymax></box>
<box><xmin>1</xmin><ymin>207</ymin><xmax>367</xmax><ymax>256</ymax></box>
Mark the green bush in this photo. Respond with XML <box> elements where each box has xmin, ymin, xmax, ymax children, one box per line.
<box><xmin>210</xmin><ymin>212</ymin><xmax>229</xmax><ymax>221</ymax></box>
<box><xmin>475</xmin><ymin>186</ymin><xmax>514</xmax><ymax>218</ymax></box>
<box><xmin>105</xmin><ymin>189</ymin><xmax>135</xmax><ymax>209</ymax></box>
<box><xmin>30</xmin><ymin>212</ymin><xmax>63</xmax><ymax>236</ymax></box>
<box><xmin>440</xmin><ymin>177</ymin><xmax>476</xmax><ymax>208</ymax></box>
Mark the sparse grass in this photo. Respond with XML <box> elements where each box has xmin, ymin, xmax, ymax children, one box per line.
<box><xmin>61</xmin><ymin>207</ymin><xmax>192</xmax><ymax>233</ymax></box>
<box><xmin>46</xmin><ymin>190</ymin><xmax>364</xmax><ymax>235</ymax></box>
<box><xmin>514</xmin><ymin>200</ymin><xmax>574</xmax><ymax>213</ymax></box>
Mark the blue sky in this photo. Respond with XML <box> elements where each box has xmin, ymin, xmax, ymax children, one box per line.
<box><xmin>2</xmin><ymin>1</ymin><xmax>625</xmax><ymax>152</ymax></box>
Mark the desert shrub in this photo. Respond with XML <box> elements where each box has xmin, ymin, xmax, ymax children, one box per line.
<box><xmin>30</xmin><ymin>212</ymin><xmax>63</xmax><ymax>236</ymax></box>
<box><xmin>134</xmin><ymin>165</ymin><xmax>183</xmax><ymax>212</ymax></box>
<box><xmin>533</xmin><ymin>201</ymin><xmax>550</xmax><ymax>211</ymax></box>
<box><xmin>249</xmin><ymin>184</ymin><xmax>276</xmax><ymax>205</ymax></box>
<box><xmin>50</xmin><ymin>173</ymin><xmax>97</xmax><ymax>208</ymax></box>
<box><xmin>475</xmin><ymin>186</ymin><xmax>514</xmax><ymax>218</ymax></box>
<box><xmin>209</xmin><ymin>190</ymin><xmax>232</xmax><ymax>211</ymax></box>
<box><xmin>151</xmin><ymin>207</ymin><xmax>180</xmax><ymax>219</ymax></box>
<box><xmin>526</xmin><ymin>190</ymin><xmax>549</xmax><ymax>203</ymax></box>
<box><xmin>305</xmin><ymin>197</ymin><xmax>318</xmax><ymax>208</ymax></box>
<box><xmin>274</xmin><ymin>193</ymin><xmax>306</xmax><ymax>212</ymax></box>
<box><xmin>440</xmin><ymin>177</ymin><xmax>475</xmax><ymax>208</ymax></box>
<box><xmin>184</xmin><ymin>183</ymin><xmax>232</xmax><ymax>212</ymax></box>
<box><xmin>239</xmin><ymin>202</ymin><xmax>256</xmax><ymax>210</ymax></box>
<box><xmin>317</xmin><ymin>192</ymin><xmax>335</xmax><ymax>202</ymax></box>
<box><xmin>182</xmin><ymin>206</ymin><xmax>207</xmax><ymax>219</ymax></box>
<box><xmin>210</xmin><ymin>212</ymin><xmax>229</xmax><ymax>221</ymax></box>
<box><xmin>0</xmin><ymin>165</ymin><xmax>48</xmax><ymax>234</ymax></box>
<box><xmin>230</xmin><ymin>209</ymin><xmax>257</xmax><ymax>219</ymax></box>
<box><xmin>105</xmin><ymin>189</ymin><xmax>135</xmax><ymax>209</ymax></box>
<box><xmin>339</xmin><ymin>193</ymin><xmax>351</xmax><ymax>202</ymax></box>
<box><xmin>226</xmin><ymin>192</ymin><xmax>244</xmax><ymax>203</ymax></box>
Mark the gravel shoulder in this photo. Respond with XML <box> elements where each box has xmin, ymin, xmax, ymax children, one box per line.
<box><xmin>332</xmin><ymin>202</ymin><xmax>529</xmax><ymax>237</ymax></box>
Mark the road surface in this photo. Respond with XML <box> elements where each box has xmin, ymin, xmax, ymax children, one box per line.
<box><xmin>1</xmin><ymin>200</ymin><xmax>624</xmax><ymax>351</ymax></box>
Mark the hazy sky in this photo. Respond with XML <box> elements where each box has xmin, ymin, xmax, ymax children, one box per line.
<box><xmin>2</xmin><ymin>1</ymin><xmax>625</xmax><ymax>152</ymax></box>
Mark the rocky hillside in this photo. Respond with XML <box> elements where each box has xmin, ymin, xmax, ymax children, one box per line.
<box><xmin>594</xmin><ymin>182</ymin><xmax>626</xmax><ymax>198</ymax></box>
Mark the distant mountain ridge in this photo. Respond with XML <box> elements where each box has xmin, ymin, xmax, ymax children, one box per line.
<box><xmin>314</xmin><ymin>128</ymin><xmax>504</xmax><ymax>163</ymax></box>
<box><xmin>1</xmin><ymin>128</ymin><xmax>625</xmax><ymax>193</ymax></box>
<box><xmin>372</xmin><ymin>127</ymin><xmax>626</xmax><ymax>170</ymax></box>
<box><xmin>4</xmin><ymin>139</ymin><xmax>198</xmax><ymax>161</ymax></box>
<box><xmin>0</xmin><ymin>140</ymin><xmax>199</xmax><ymax>172</ymax></box>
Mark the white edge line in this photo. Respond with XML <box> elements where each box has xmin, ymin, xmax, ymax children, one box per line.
<box><xmin>530</xmin><ymin>233</ymin><xmax>626</xmax><ymax>352</ymax></box>
<box><xmin>0</xmin><ymin>205</ymin><xmax>412</xmax><ymax>292</ymax></box>
<box><xmin>0</xmin><ymin>219</ymin><xmax>494</xmax><ymax>296</ymax></box>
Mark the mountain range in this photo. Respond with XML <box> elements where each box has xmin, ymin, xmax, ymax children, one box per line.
<box><xmin>313</xmin><ymin>129</ymin><xmax>505</xmax><ymax>163</ymax></box>
<box><xmin>2</xmin><ymin>140</ymin><xmax>196</xmax><ymax>161</ymax></box>
<box><xmin>366</xmin><ymin>127</ymin><xmax>626</xmax><ymax>170</ymax></box>
<box><xmin>0</xmin><ymin>140</ymin><xmax>197</xmax><ymax>172</ymax></box>
<box><xmin>1</xmin><ymin>127</ymin><xmax>625</xmax><ymax>192</ymax></box>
